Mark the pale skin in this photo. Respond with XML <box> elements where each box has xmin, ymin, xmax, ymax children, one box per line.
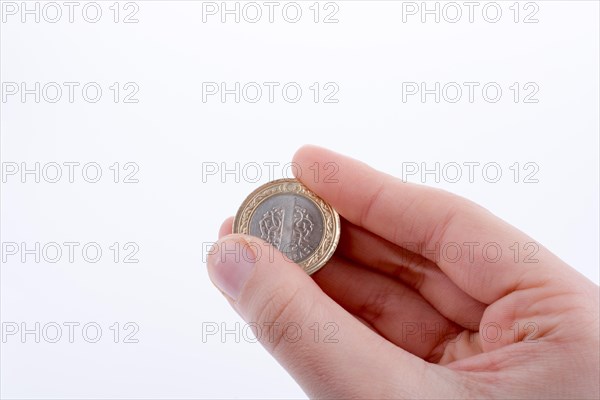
<box><xmin>207</xmin><ymin>145</ymin><xmax>599</xmax><ymax>399</ymax></box>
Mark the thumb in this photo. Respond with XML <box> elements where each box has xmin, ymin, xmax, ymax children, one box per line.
<box><xmin>206</xmin><ymin>234</ymin><xmax>439</xmax><ymax>398</ymax></box>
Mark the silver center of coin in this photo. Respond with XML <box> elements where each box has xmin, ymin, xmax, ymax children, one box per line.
<box><xmin>249</xmin><ymin>193</ymin><xmax>324</xmax><ymax>263</ymax></box>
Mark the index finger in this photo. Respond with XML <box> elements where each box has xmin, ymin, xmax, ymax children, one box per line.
<box><xmin>292</xmin><ymin>145</ymin><xmax>560</xmax><ymax>304</ymax></box>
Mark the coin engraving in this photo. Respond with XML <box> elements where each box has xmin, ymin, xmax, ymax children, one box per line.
<box><xmin>233</xmin><ymin>179</ymin><xmax>340</xmax><ymax>274</ymax></box>
<box><xmin>292</xmin><ymin>204</ymin><xmax>316</xmax><ymax>261</ymax></box>
<box><xmin>258</xmin><ymin>207</ymin><xmax>284</xmax><ymax>248</ymax></box>
<box><xmin>251</xmin><ymin>194</ymin><xmax>323</xmax><ymax>263</ymax></box>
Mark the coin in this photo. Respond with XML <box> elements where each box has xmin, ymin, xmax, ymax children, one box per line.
<box><xmin>233</xmin><ymin>178</ymin><xmax>340</xmax><ymax>275</ymax></box>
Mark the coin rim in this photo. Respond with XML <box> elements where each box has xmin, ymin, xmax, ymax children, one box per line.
<box><xmin>232</xmin><ymin>178</ymin><xmax>340</xmax><ymax>275</ymax></box>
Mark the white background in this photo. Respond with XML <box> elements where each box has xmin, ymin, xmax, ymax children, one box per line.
<box><xmin>1</xmin><ymin>0</ymin><xmax>598</xmax><ymax>398</ymax></box>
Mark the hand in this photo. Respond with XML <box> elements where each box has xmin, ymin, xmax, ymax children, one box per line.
<box><xmin>206</xmin><ymin>145</ymin><xmax>599</xmax><ymax>399</ymax></box>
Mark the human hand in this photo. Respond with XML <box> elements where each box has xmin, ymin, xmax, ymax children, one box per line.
<box><xmin>206</xmin><ymin>145</ymin><xmax>599</xmax><ymax>399</ymax></box>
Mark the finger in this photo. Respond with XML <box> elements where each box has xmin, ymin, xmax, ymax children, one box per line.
<box><xmin>293</xmin><ymin>145</ymin><xmax>559</xmax><ymax>305</ymax></box>
<box><xmin>313</xmin><ymin>254</ymin><xmax>462</xmax><ymax>362</ymax></box>
<box><xmin>336</xmin><ymin>219</ymin><xmax>486</xmax><ymax>328</ymax></box>
<box><xmin>206</xmin><ymin>234</ymin><xmax>442</xmax><ymax>398</ymax></box>
<box><xmin>218</xmin><ymin>216</ymin><xmax>234</xmax><ymax>239</ymax></box>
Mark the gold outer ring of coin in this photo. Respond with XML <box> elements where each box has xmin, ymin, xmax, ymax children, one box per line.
<box><xmin>232</xmin><ymin>178</ymin><xmax>340</xmax><ymax>275</ymax></box>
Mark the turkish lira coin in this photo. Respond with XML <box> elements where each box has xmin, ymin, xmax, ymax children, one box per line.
<box><xmin>233</xmin><ymin>178</ymin><xmax>340</xmax><ymax>275</ymax></box>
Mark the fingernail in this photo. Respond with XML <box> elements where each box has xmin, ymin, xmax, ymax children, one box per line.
<box><xmin>207</xmin><ymin>237</ymin><xmax>255</xmax><ymax>300</ymax></box>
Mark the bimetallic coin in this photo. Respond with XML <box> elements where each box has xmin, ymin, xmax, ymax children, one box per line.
<box><xmin>233</xmin><ymin>178</ymin><xmax>340</xmax><ymax>275</ymax></box>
